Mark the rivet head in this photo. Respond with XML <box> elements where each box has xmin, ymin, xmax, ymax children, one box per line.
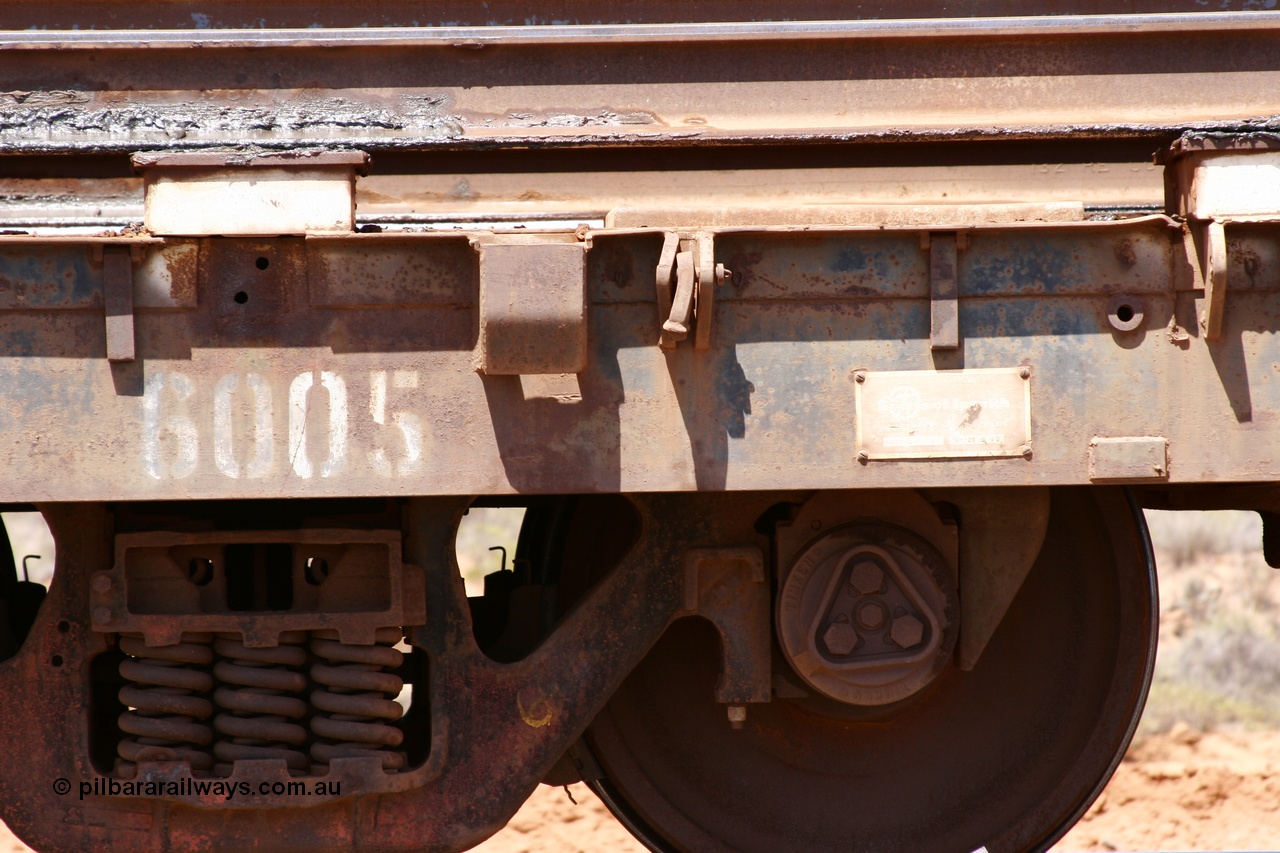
<box><xmin>92</xmin><ymin>607</ymin><xmax>112</xmax><ymax>625</ymax></box>
<box><xmin>91</xmin><ymin>574</ymin><xmax>112</xmax><ymax>594</ymax></box>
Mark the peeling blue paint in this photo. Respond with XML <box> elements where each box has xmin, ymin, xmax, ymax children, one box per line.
<box><xmin>0</xmin><ymin>249</ymin><xmax>102</xmax><ymax>309</ymax></box>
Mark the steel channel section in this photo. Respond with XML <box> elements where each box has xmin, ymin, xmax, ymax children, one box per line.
<box><xmin>1</xmin><ymin>17</ymin><xmax>1280</xmax><ymax>152</ymax></box>
<box><xmin>0</xmin><ymin>0</ymin><xmax>1269</xmax><ymax>29</ymax></box>
<box><xmin>0</xmin><ymin>217</ymin><xmax>1271</xmax><ymax>499</ymax></box>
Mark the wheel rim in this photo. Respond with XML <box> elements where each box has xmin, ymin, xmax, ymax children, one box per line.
<box><xmin>573</xmin><ymin>487</ymin><xmax>1156</xmax><ymax>853</ymax></box>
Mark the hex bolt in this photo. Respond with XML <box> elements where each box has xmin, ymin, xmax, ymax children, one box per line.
<box><xmin>92</xmin><ymin>606</ymin><xmax>112</xmax><ymax>625</ymax></box>
<box><xmin>849</xmin><ymin>561</ymin><xmax>884</xmax><ymax>595</ymax></box>
<box><xmin>889</xmin><ymin>615</ymin><xmax>925</xmax><ymax>649</ymax></box>
<box><xmin>727</xmin><ymin>704</ymin><xmax>747</xmax><ymax>730</ymax></box>
<box><xmin>855</xmin><ymin>600</ymin><xmax>888</xmax><ymax>631</ymax></box>
<box><xmin>91</xmin><ymin>574</ymin><xmax>112</xmax><ymax>594</ymax></box>
<box><xmin>823</xmin><ymin>621</ymin><xmax>860</xmax><ymax>656</ymax></box>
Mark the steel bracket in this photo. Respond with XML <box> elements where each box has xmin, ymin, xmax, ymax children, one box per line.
<box><xmin>679</xmin><ymin>547</ymin><xmax>771</xmax><ymax>705</ymax></box>
<box><xmin>475</xmin><ymin>237</ymin><xmax>589</xmax><ymax>374</ymax></box>
<box><xmin>923</xmin><ymin>487</ymin><xmax>1051</xmax><ymax>671</ymax></box>
<box><xmin>134</xmin><ymin>150</ymin><xmax>367</xmax><ymax>237</ymax></box>
<box><xmin>921</xmin><ymin>231</ymin><xmax>966</xmax><ymax>351</ymax></box>
<box><xmin>1194</xmin><ymin>219</ymin><xmax>1228</xmax><ymax>341</ymax></box>
<box><xmin>657</xmin><ymin>232</ymin><xmax>729</xmax><ymax>350</ymax></box>
<box><xmin>102</xmin><ymin>244</ymin><xmax>136</xmax><ymax>363</ymax></box>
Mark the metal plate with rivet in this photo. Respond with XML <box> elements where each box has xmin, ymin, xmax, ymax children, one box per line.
<box><xmin>855</xmin><ymin>368</ymin><xmax>1032</xmax><ymax>460</ymax></box>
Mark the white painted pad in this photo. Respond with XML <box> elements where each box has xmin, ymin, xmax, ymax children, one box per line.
<box><xmin>145</xmin><ymin>167</ymin><xmax>356</xmax><ymax>236</ymax></box>
<box><xmin>1188</xmin><ymin>153</ymin><xmax>1280</xmax><ymax>220</ymax></box>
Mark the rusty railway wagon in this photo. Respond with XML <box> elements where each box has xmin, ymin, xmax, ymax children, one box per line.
<box><xmin>0</xmin><ymin>3</ymin><xmax>1279</xmax><ymax>852</ymax></box>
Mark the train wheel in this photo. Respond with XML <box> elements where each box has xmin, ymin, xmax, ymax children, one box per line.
<box><xmin>563</xmin><ymin>488</ymin><xmax>1155</xmax><ymax>853</ymax></box>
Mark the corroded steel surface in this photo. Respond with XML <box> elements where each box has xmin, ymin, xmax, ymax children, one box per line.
<box><xmin>0</xmin><ymin>13</ymin><xmax>1279</xmax><ymax>152</ymax></box>
<box><xmin>0</xmin><ymin>494</ymin><xmax>774</xmax><ymax>852</ymax></box>
<box><xmin>0</xmin><ymin>7</ymin><xmax>1271</xmax><ymax>851</ymax></box>
<box><xmin>0</xmin><ymin>217</ymin><xmax>1273</xmax><ymax>499</ymax></box>
<box><xmin>0</xmin><ymin>0</ymin><xmax>1266</xmax><ymax>29</ymax></box>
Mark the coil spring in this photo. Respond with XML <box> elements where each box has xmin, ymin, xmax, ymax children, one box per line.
<box><xmin>309</xmin><ymin>627</ymin><xmax>406</xmax><ymax>772</ymax></box>
<box><xmin>116</xmin><ymin>632</ymin><xmax>215</xmax><ymax>777</ymax></box>
<box><xmin>212</xmin><ymin>631</ymin><xmax>309</xmax><ymax>777</ymax></box>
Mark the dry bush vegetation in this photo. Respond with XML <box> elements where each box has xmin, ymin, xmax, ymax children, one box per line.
<box><xmin>1141</xmin><ymin>510</ymin><xmax>1280</xmax><ymax>738</ymax></box>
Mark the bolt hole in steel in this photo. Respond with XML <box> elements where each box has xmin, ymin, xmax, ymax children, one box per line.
<box><xmin>56</xmin><ymin>620</ymin><xmax>70</xmax><ymax>633</ymax></box>
<box><xmin>233</xmin><ymin>291</ymin><xmax>249</xmax><ymax>304</ymax></box>
<box><xmin>50</xmin><ymin>654</ymin><xmax>62</xmax><ymax>667</ymax></box>
<box><xmin>305</xmin><ymin>556</ymin><xmax>330</xmax><ymax>586</ymax></box>
<box><xmin>255</xmin><ymin>256</ymin><xmax>270</xmax><ymax>270</ymax></box>
<box><xmin>186</xmin><ymin>558</ymin><xmax>214</xmax><ymax>586</ymax></box>
<box><xmin>533</xmin><ymin>488</ymin><xmax>1155</xmax><ymax>853</ymax></box>
<box><xmin>1107</xmin><ymin>295</ymin><xmax>1144</xmax><ymax>332</ymax></box>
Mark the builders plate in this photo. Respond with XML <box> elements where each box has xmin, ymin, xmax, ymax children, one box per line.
<box><xmin>855</xmin><ymin>368</ymin><xmax>1032</xmax><ymax>459</ymax></box>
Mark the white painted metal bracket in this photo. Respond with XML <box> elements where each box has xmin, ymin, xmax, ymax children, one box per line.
<box><xmin>134</xmin><ymin>150</ymin><xmax>367</xmax><ymax>237</ymax></box>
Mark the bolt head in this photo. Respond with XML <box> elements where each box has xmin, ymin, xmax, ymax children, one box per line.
<box><xmin>889</xmin><ymin>615</ymin><xmax>925</xmax><ymax>649</ymax></box>
<box><xmin>91</xmin><ymin>574</ymin><xmax>112</xmax><ymax>594</ymax></box>
<box><xmin>855</xmin><ymin>600</ymin><xmax>888</xmax><ymax>631</ymax></box>
<box><xmin>823</xmin><ymin>621</ymin><xmax>860</xmax><ymax>656</ymax></box>
<box><xmin>849</xmin><ymin>561</ymin><xmax>884</xmax><ymax>595</ymax></box>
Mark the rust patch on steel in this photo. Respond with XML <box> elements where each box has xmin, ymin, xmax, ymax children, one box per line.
<box><xmin>0</xmin><ymin>494</ymin><xmax>777</xmax><ymax>852</ymax></box>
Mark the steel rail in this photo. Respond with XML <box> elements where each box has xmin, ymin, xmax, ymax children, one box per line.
<box><xmin>0</xmin><ymin>11</ymin><xmax>1277</xmax><ymax>49</ymax></box>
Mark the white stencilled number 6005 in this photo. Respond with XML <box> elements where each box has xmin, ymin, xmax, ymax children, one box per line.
<box><xmin>144</xmin><ymin>369</ymin><xmax>417</xmax><ymax>481</ymax></box>
<box><xmin>288</xmin><ymin>371</ymin><xmax>348</xmax><ymax>479</ymax></box>
<box><xmin>142</xmin><ymin>372</ymin><xmax>199</xmax><ymax>480</ymax></box>
<box><xmin>213</xmin><ymin>373</ymin><xmax>274</xmax><ymax>479</ymax></box>
<box><xmin>368</xmin><ymin>370</ymin><xmax>422</xmax><ymax>477</ymax></box>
